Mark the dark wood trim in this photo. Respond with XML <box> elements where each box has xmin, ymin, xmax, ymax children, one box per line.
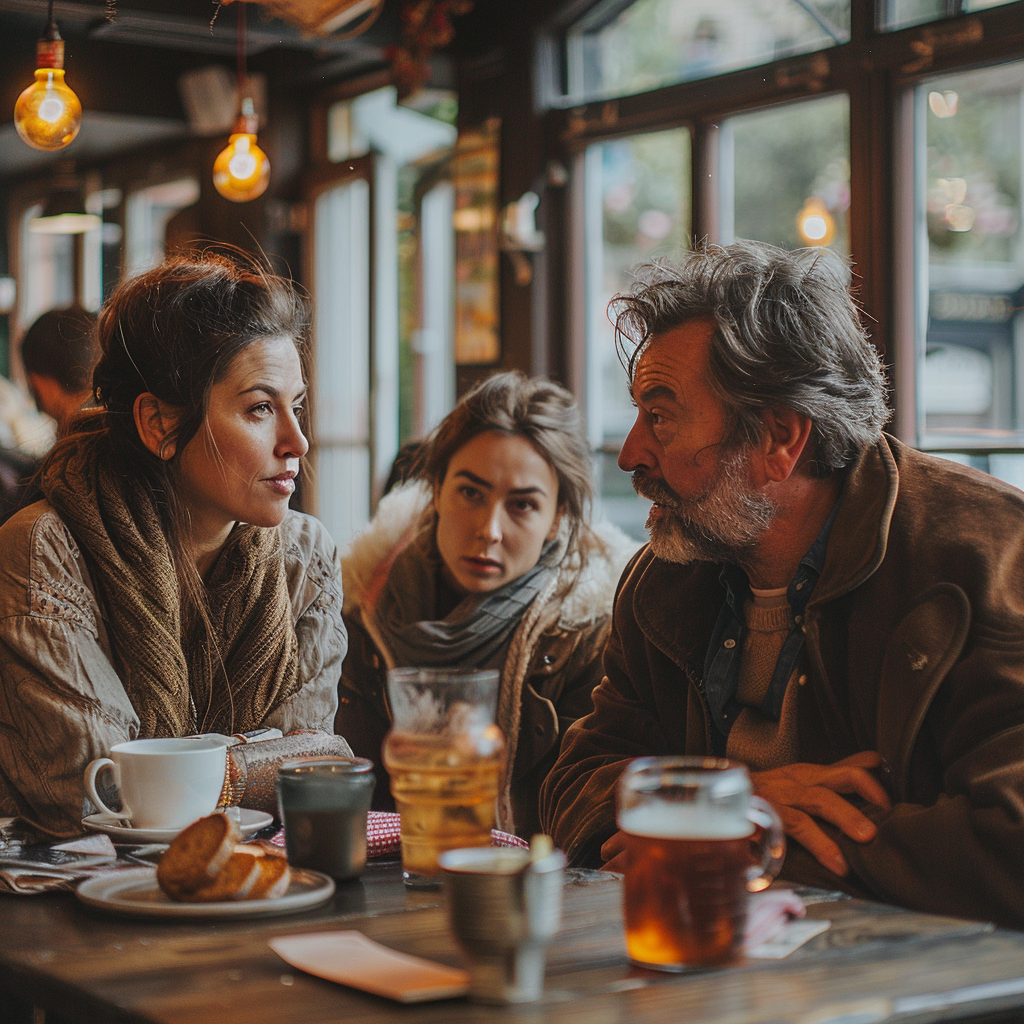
<box><xmin>691</xmin><ymin>120</ymin><xmax>719</xmax><ymax>245</ymax></box>
<box><xmin>530</xmin><ymin>0</ymin><xmax>1024</xmax><ymax>445</ymax></box>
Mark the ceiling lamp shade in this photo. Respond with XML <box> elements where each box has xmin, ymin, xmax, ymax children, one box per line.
<box><xmin>220</xmin><ymin>0</ymin><xmax>383</xmax><ymax>38</ymax></box>
<box><xmin>30</xmin><ymin>168</ymin><xmax>100</xmax><ymax>234</ymax></box>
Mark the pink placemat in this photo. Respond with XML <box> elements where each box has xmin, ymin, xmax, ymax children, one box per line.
<box><xmin>268</xmin><ymin>811</ymin><xmax>528</xmax><ymax>858</ymax></box>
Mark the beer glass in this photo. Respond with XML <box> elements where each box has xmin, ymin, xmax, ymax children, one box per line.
<box><xmin>617</xmin><ymin>756</ymin><xmax>784</xmax><ymax>971</ymax></box>
<box><xmin>383</xmin><ymin>668</ymin><xmax>505</xmax><ymax>887</ymax></box>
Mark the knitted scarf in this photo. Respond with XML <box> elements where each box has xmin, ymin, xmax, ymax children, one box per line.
<box><xmin>371</xmin><ymin>521</ymin><xmax>558</xmax><ymax>673</ymax></box>
<box><xmin>40</xmin><ymin>433</ymin><xmax>300</xmax><ymax>738</ymax></box>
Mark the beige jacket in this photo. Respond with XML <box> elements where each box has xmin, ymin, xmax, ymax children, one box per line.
<box><xmin>0</xmin><ymin>501</ymin><xmax>346</xmax><ymax>835</ymax></box>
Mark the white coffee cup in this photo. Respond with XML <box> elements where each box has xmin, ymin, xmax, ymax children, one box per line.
<box><xmin>84</xmin><ymin>737</ymin><xmax>227</xmax><ymax>830</ymax></box>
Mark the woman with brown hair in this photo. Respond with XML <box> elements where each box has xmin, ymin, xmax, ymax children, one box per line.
<box><xmin>0</xmin><ymin>251</ymin><xmax>349</xmax><ymax>835</ymax></box>
<box><xmin>336</xmin><ymin>371</ymin><xmax>636</xmax><ymax>838</ymax></box>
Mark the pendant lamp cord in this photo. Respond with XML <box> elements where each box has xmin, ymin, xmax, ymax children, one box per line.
<box><xmin>237</xmin><ymin>1</ymin><xmax>247</xmax><ymax>97</ymax></box>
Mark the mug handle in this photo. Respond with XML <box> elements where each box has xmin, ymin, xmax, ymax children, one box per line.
<box><xmin>84</xmin><ymin>758</ymin><xmax>123</xmax><ymax>819</ymax></box>
<box><xmin>746</xmin><ymin>795</ymin><xmax>785</xmax><ymax>892</ymax></box>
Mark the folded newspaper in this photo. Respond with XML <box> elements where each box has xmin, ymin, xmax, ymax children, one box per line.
<box><xmin>0</xmin><ymin>819</ymin><xmax>125</xmax><ymax>894</ymax></box>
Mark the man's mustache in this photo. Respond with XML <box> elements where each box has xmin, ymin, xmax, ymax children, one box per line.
<box><xmin>632</xmin><ymin>471</ymin><xmax>682</xmax><ymax>509</ymax></box>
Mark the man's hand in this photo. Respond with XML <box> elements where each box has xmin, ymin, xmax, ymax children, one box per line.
<box><xmin>751</xmin><ymin>751</ymin><xmax>891</xmax><ymax>877</ymax></box>
<box><xmin>599</xmin><ymin>830</ymin><xmax>629</xmax><ymax>874</ymax></box>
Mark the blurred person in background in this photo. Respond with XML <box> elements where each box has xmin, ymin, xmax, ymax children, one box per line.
<box><xmin>0</xmin><ymin>307</ymin><xmax>100</xmax><ymax>524</ymax></box>
<box><xmin>21</xmin><ymin>305</ymin><xmax>99</xmax><ymax>432</ymax></box>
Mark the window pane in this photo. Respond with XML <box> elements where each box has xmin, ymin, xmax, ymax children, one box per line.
<box><xmin>567</xmin><ymin>0</ymin><xmax>850</xmax><ymax>102</ymax></box>
<box><xmin>124</xmin><ymin>179</ymin><xmax>200</xmax><ymax>279</ymax></box>
<box><xmin>585</xmin><ymin>127</ymin><xmax>691</xmax><ymax>539</ymax></box>
<box><xmin>452</xmin><ymin>121</ymin><xmax>500</xmax><ymax>364</ymax></box>
<box><xmin>313</xmin><ymin>177</ymin><xmax>372</xmax><ymax>546</ymax></box>
<box><xmin>880</xmin><ymin>0</ymin><xmax>1019</xmax><ymax>33</ymax></box>
<box><xmin>19</xmin><ymin>204</ymin><xmax>73</xmax><ymax>330</ymax></box>
<box><xmin>929</xmin><ymin>451</ymin><xmax>1024</xmax><ymax>491</ymax></box>
<box><xmin>916</xmin><ymin>62</ymin><xmax>1024</xmax><ymax>449</ymax></box>
<box><xmin>722</xmin><ymin>93</ymin><xmax>850</xmax><ymax>253</ymax></box>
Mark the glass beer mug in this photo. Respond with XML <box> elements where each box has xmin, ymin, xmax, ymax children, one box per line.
<box><xmin>383</xmin><ymin>668</ymin><xmax>506</xmax><ymax>887</ymax></box>
<box><xmin>616</xmin><ymin>756</ymin><xmax>785</xmax><ymax>970</ymax></box>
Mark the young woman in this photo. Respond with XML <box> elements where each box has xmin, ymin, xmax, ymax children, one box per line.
<box><xmin>0</xmin><ymin>253</ymin><xmax>349</xmax><ymax>836</ymax></box>
<box><xmin>336</xmin><ymin>372</ymin><xmax>636</xmax><ymax>838</ymax></box>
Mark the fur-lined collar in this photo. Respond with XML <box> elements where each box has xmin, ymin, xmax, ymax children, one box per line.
<box><xmin>340</xmin><ymin>480</ymin><xmax>639</xmax><ymax>629</ymax></box>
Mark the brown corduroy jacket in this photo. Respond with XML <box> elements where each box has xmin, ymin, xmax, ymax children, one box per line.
<box><xmin>541</xmin><ymin>435</ymin><xmax>1024</xmax><ymax>927</ymax></box>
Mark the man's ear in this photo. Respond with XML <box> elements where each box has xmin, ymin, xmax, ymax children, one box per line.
<box><xmin>133</xmin><ymin>393</ymin><xmax>179</xmax><ymax>460</ymax></box>
<box><xmin>759</xmin><ymin>407</ymin><xmax>813</xmax><ymax>483</ymax></box>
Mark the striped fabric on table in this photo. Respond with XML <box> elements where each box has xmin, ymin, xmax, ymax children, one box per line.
<box><xmin>268</xmin><ymin>810</ymin><xmax>528</xmax><ymax>858</ymax></box>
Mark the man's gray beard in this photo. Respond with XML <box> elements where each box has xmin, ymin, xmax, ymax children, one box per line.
<box><xmin>633</xmin><ymin>445</ymin><xmax>778</xmax><ymax>566</ymax></box>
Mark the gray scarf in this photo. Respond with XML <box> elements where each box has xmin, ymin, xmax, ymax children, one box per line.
<box><xmin>372</xmin><ymin>523</ymin><xmax>558</xmax><ymax>671</ymax></box>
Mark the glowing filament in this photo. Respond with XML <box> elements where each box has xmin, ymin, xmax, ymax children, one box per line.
<box><xmin>213</xmin><ymin>132</ymin><xmax>270</xmax><ymax>203</ymax></box>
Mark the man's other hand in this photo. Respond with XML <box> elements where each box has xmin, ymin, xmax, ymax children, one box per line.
<box><xmin>751</xmin><ymin>751</ymin><xmax>891</xmax><ymax>877</ymax></box>
<box><xmin>599</xmin><ymin>830</ymin><xmax>629</xmax><ymax>873</ymax></box>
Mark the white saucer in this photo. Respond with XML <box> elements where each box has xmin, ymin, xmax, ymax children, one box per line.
<box><xmin>81</xmin><ymin>808</ymin><xmax>274</xmax><ymax>844</ymax></box>
<box><xmin>76</xmin><ymin>867</ymin><xmax>335</xmax><ymax>919</ymax></box>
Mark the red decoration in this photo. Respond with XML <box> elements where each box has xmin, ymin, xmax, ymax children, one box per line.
<box><xmin>386</xmin><ymin>0</ymin><xmax>473</xmax><ymax>99</ymax></box>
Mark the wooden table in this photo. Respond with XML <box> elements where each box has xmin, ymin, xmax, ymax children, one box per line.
<box><xmin>2</xmin><ymin>860</ymin><xmax>1024</xmax><ymax>1024</ymax></box>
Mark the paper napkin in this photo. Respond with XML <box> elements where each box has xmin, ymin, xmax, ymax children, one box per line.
<box><xmin>269</xmin><ymin>930</ymin><xmax>469</xmax><ymax>1003</ymax></box>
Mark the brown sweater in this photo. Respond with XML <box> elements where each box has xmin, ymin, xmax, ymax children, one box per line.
<box><xmin>726</xmin><ymin>593</ymin><xmax>801</xmax><ymax>771</ymax></box>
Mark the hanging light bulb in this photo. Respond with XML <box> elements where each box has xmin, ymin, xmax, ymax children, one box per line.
<box><xmin>14</xmin><ymin>0</ymin><xmax>82</xmax><ymax>151</ymax></box>
<box><xmin>213</xmin><ymin>97</ymin><xmax>270</xmax><ymax>202</ymax></box>
<box><xmin>213</xmin><ymin>4</ymin><xmax>270</xmax><ymax>203</ymax></box>
<box><xmin>796</xmin><ymin>197</ymin><xmax>836</xmax><ymax>247</ymax></box>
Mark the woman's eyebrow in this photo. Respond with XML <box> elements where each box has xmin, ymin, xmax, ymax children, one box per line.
<box><xmin>453</xmin><ymin>468</ymin><xmax>493</xmax><ymax>489</ymax></box>
<box><xmin>238</xmin><ymin>384</ymin><xmax>307</xmax><ymax>401</ymax></box>
<box><xmin>453</xmin><ymin>469</ymin><xmax>547</xmax><ymax>497</ymax></box>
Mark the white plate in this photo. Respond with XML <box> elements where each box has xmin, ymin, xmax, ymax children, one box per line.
<box><xmin>81</xmin><ymin>808</ymin><xmax>274</xmax><ymax>844</ymax></box>
<box><xmin>76</xmin><ymin>866</ymin><xmax>335</xmax><ymax>919</ymax></box>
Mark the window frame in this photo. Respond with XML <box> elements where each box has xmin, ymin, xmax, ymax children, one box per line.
<box><xmin>542</xmin><ymin>0</ymin><xmax>1024</xmax><ymax>454</ymax></box>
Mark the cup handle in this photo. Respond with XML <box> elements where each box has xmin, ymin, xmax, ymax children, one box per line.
<box><xmin>746</xmin><ymin>795</ymin><xmax>785</xmax><ymax>892</ymax></box>
<box><xmin>84</xmin><ymin>758</ymin><xmax>122</xmax><ymax>819</ymax></box>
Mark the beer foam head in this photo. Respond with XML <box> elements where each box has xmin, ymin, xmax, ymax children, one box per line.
<box><xmin>618</xmin><ymin>802</ymin><xmax>753</xmax><ymax>840</ymax></box>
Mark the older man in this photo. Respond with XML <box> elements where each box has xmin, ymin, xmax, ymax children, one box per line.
<box><xmin>541</xmin><ymin>239</ymin><xmax>1024</xmax><ymax>926</ymax></box>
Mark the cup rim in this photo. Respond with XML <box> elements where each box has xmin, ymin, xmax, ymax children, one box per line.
<box><xmin>109</xmin><ymin>737</ymin><xmax>227</xmax><ymax>756</ymax></box>
<box><xmin>439</xmin><ymin>847</ymin><xmax>530</xmax><ymax>874</ymax></box>
<box><xmin>625</xmin><ymin>755</ymin><xmax>747</xmax><ymax>774</ymax></box>
<box><xmin>277</xmin><ymin>756</ymin><xmax>375</xmax><ymax>776</ymax></box>
<box><xmin>386</xmin><ymin>668</ymin><xmax>500</xmax><ymax>685</ymax></box>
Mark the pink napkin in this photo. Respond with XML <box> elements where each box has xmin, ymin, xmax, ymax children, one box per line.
<box><xmin>268</xmin><ymin>810</ymin><xmax>528</xmax><ymax>859</ymax></box>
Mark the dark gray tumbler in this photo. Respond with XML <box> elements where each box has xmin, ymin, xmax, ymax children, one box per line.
<box><xmin>276</xmin><ymin>757</ymin><xmax>375</xmax><ymax>880</ymax></box>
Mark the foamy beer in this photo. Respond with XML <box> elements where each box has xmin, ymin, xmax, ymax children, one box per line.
<box><xmin>617</xmin><ymin>757</ymin><xmax>784</xmax><ymax>970</ymax></box>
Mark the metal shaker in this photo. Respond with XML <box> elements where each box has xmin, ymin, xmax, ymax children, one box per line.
<box><xmin>439</xmin><ymin>843</ymin><xmax>567</xmax><ymax>1003</ymax></box>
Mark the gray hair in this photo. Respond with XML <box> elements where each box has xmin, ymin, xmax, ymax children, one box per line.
<box><xmin>611</xmin><ymin>239</ymin><xmax>890</xmax><ymax>473</ymax></box>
